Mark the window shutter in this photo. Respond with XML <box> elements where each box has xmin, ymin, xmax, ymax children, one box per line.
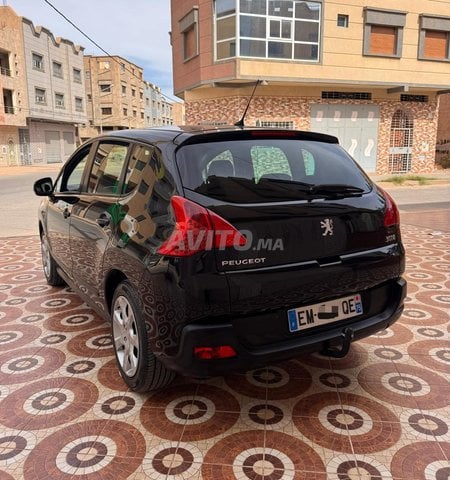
<box><xmin>370</xmin><ymin>26</ymin><xmax>397</xmax><ymax>55</ymax></box>
<box><xmin>424</xmin><ymin>30</ymin><xmax>448</xmax><ymax>59</ymax></box>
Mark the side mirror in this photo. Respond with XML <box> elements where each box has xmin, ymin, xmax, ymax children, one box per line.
<box><xmin>34</xmin><ymin>177</ymin><xmax>54</xmax><ymax>196</ymax></box>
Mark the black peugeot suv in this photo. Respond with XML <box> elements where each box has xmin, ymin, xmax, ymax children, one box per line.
<box><xmin>34</xmin><ymin>126</ymin><xmax>406</xmax><ymax>392</ymax></box>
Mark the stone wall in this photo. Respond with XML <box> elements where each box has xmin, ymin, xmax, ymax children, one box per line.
<box><xmin>185</xmin><ymin>95</ymin><xmax>438</xmax><ymax>174</ymax></box>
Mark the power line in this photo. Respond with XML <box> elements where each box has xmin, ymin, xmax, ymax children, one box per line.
<box><xmin>41</xmin><ymin>0</ymin><xmax>179</xmax><ymax>104</ymax></box>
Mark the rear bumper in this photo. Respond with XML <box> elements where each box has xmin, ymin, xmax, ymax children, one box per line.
<box><xmin>159</xmin><ymin>277</ymin><xmax>407</xmax><ymax>378</ymax></box>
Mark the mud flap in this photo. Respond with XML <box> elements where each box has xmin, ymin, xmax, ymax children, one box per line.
<box><xmin>321</xmin><ymin>327</ymin><xmax>354</xmax><ymax>358</ymax></box>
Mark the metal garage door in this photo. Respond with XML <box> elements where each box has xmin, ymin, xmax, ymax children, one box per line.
<box><xmin>44</xmin><ymin>131</ymin><xmax>61</xmax><ymax>164</ymax></box>
<box><xmin>310</xmin><ymin>104</ymin><xmax>380</xmax><ymax>173</ymax></box>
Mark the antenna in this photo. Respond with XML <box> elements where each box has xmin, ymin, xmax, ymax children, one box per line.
<box><xmin>234</xmin><ymin>79</ymin><xmax>261</xmax><ymax>127</ymax></box>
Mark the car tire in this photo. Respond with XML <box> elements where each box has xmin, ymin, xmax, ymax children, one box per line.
<box><xmin>40</xmin><ymin>232</ymin><xmax>64</xmax><ymax>286</ymax></box>
<box><xmin>111</xmin><ymin>281</ymin><xmax>175</xmax><ymax>392</ymax></box>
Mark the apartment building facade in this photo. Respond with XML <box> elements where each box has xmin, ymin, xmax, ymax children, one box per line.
<box><xmin>79</xmin><ymin>56</ymin><xmax>145</xmax><ymax>141</ymax></box>
<box><xmin>171</xmin><ymin>0</ymin><xmax>450</xmax><ymax>174</ymax></box>
<box><xmin>144</xmin><ymin>81</ymin><xmax>174</xmax><ymax>127</ymax></box>
<box><xmin>0</xmin><ymin>6</ymin><xmax>87</xmax><ymax>165</ymax></box>
<box><xmin>0</xmin><ymin>6</ymin><xmax>29</xmax><ymax>166</ymax></box>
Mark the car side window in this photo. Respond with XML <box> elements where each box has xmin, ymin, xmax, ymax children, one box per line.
<box><xmin>88</xmin><ymin>142</ymin><xmax>129</xmax><ymax>195</ymax></box>
<box><xmin>58</xmin><ymin>146</ymin><xmax>91</xmax><ymax>193</ymax></box>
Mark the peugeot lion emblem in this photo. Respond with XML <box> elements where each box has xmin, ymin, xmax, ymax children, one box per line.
<box><xmin>321</xmin><ymin>218</ymin><xmax>334</xmax><ymax>236</ymax></box>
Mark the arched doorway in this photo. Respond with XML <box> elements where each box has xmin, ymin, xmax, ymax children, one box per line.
<box><xmin>389</xmin><ymin>110</ymin><xmax>413</xmax><ymax>173</ymax></box>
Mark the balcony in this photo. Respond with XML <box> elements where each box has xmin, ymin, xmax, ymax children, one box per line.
<box><xmin>4</xmin><ymin>105</ymin><xmax>16</xmax><ymax>114</ymax></box>
<box><xmin>3</xmin><ymin>89</ymin><xmax>15</xmax><ymax>114</ymax></box>
<box><xmin>0</xmin><ymin>50</ymin><xmax>12</xmax><ymax>77</ymax></box>
<box><xmin>0</xmin><ymin>66</ymin><xmax>11</xmax><ymax>77</ymax></box>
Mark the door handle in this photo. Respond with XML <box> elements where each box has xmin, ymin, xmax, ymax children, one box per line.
<box><xmin>63</xmin><ymin>208</ymin><xmax>70</xmax><ymax>219</ymax></box>
<box><xmin>96</xmin><ymin>213</ymin><xmax>111</xmax><ymax>228</ymax></box>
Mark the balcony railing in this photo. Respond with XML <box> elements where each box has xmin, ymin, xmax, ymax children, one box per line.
<box><xmin>4</xmin><ymin>105</ymin><xmax>16</xmax><ymax>114</ymax></box>
<box><xmin>0</xmin><ymin>66</ymin><xmax>11</xmax><ymax>76</ymax></box>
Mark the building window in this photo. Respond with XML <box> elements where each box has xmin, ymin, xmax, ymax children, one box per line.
<box><xmin>73</xmin><ymin>68</ymin><xmax>82</xmax><ymax>83</ymax></box>
<box><xmin>99</xmin><ymin>60</ymin><xmax>110</xmax><ymax>69</ymax></box>
<box><xmin>87</xmin><ymin>94</ymin><xmax>92</xmax><ymax>101</ymax></box>
<box><xmin>141</xmin><ymin>112</ymin><xmax>144</xmax><ymax>119</ymax></box>
<box><xmin>214</xmin><ymin>0</ymin><xmax>322</xmax><ymax>62</ymax></box>
<box><xmin>55</xmin><ymin>93</ymin><xmax>65</xmax><ymax>108</ymax></box>
<box><xmin>122</xmin><ymin>85</ymin><xmax>126</xmax><ymax>95</ymax></box>
<box><xmin>101</xmin><ymin>107</ymin><xmax>112</xmax><ymax>115</ymax></box>
<box><xmin>86</xmin><ymin>70</ymin><xmax>91</xmax><ymax>80</ymax></box>
<box><xmin>131</xmin><ymin>88</ymin><xmax>136</xmax><ymax>97</ymax></box>
<box><xmin>418</xmin><ymin>15</ymin><xmax>450</xmax><ymax>61</ymax></box>
<box><xmin>180</xmin><ymin>8</ymin><xmax>199</xmax><ymax>61</ymax></box>
<box><xmin>140</xmin><ymin>91</ymin><xmax>143</xmax><ymax>100</ymax></box>
<box><xmin>75</xmin><ymin>97</ymin><xmax>83</xmax><ymax>112</ymax></box>
<box><xmin>256</xmin><ymin>120</ymin><xmax>294</xmax><ymax>129</ymax></box>
<box><xmin>120</xmin><ymin>62</ymin><xmax>126</xmax><ymax>72</ymax></box>
<box><xmin>337</xmin><ymin>14</ymin><xmax>349</xmax><ymax>28</ymax></box>
<box><xmin>123</xmin><ymin>107</ymin><xmax>128</xmax><ymax>116</ymax></box>
<box><xmin>35</xmin><ymin>87</ymin><xmax>46</xmax><ymax>104</ymax></box>
<box><xmin>32</xmin><ymin>53</ymin><xmax>44</xmax><ymax>71</ymax></box>
<box><xmin>363</xmin><ymin>8</ymin><xmax>406</xmax><ymax>58</ymax></box>
<box><xmin>52</xmin><ymin>61</ymin><xmax>63</xmax><ymax>78</ymax></box>
<box><xmin>100</xmin><ymin>83</ymin><xmax>112</xmax><ymax>93</ymax></box>
<box><xmin>133</xmin><ymin>110</ymin><xmax>137</xmax><ymax>118</ymax></box>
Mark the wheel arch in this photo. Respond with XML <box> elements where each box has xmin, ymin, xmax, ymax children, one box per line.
<box><xmin>104</xmin><ymin>269</ymin><xmax>128</xmax><ymax>313</ymax></box>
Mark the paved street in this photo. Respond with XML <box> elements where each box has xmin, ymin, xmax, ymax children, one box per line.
<box><xmin>0</xmin><ymin>224</ymin><xmax>449</xmax><ymax>479</ymax></box>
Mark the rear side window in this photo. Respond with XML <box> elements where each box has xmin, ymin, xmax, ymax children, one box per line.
<box><xmin>177</xmin><ymin>138</ymin><xmax>370</xmax><ymax>203</ymax></box>
<box><xmin>88</xmin><ymin>142</ymin><xmax>129</xmax><ymax>195</ymax></box>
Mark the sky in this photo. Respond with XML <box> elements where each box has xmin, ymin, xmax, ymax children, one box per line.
<box><xmin>6</xmin><ymin>0</ymin><xmax>176</xmax><ymax>100</ymax></box>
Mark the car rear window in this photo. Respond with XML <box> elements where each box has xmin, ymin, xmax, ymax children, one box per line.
<box><xmin>176</xmin><ymin>139</ymin><xmax>371</xmax><ymax>203</ymax></box>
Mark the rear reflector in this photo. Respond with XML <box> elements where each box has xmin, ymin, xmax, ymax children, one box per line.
<box><xmin>157</xmin><ymin>196</ymin><xmax>246</xmax><ymax>256</ymax></box>
<box><xmin>381</xmin><ymin>189</ymin><xmax>400</xmax><ymax>227</ymax></box>
<box><xmin>194</xmin><ymin>346</ymin><xmax>237</xmax><ymax>360</ymax></box>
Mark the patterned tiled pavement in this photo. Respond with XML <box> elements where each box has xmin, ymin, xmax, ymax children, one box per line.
<box><xmin>0</xmin><ymin>224</ymin><xmax>449</xmax><ymax>480</ymax></box>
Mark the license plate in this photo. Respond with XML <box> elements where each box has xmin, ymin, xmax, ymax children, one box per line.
<box><xmin>288</xmin><ymin>294</ymin><xmax>363</xmax><ymax>333</ymax></box>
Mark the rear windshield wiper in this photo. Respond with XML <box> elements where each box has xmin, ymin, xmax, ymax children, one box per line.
<box><xmin>308</xmin><ymin>184</ymin><xmax>365</xmax><ymax>196</ymax></box>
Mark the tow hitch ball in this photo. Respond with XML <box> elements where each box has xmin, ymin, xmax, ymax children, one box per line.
<box><xmin>321</xmin><ymin>328</ymin><xmax>355</xmax><ymax>358</ymax></box>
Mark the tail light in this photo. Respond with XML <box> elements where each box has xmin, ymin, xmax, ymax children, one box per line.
<box><xmin>381</xmin><ymin>189</ymin><xmax>400</xmax><ymax>227</ymax></box>
<box><xmin>157</xmin><ymin>196</ymin><xmax>246</xmax><ymax>257</ymax></box>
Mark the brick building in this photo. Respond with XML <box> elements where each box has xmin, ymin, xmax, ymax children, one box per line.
<box><xmin>0</xmin><ymin>6</ymin><xmax>87</xmax><ymax>165</ymax></box>
<box><xmin>79</xmin><ymin>56</ymin><xmax>145</xmax><ymax>141</ymax></box>
<box><xmin>170</xmin><ymin>0</ymin><xmax>450</xmax><ymax>174</ymax></box>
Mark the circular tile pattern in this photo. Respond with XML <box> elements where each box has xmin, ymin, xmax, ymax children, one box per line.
<box><xmin>358</xmin><ymin>363</ymin><xmax>449</xmax><ymax>409</ymax></box>
<box><xmin>101</xmin><ymin>395</ymin><xmax>136</xmax><ymax>416</ymax></box>
<box><xmin>143</xmin><ymin>441</ymin><xmax>202</xmax><ymax>479</ymax></box>
<box><xmin>415</xmin><ymin>291</ymin><xmax>450</xmax><ymax>309</ymax></box>
<box><xmin>40</xmin><ymin>333</ymin><xmax>67</xmax><ymax>345</ymax></box>
<box><xmin>141</xmin><ymin>384</ymin><xmax>239</xmax><ymax>441</ymax></box>
<box><xmin>301</xmin><ymin>343</ymin><xmax>368</xmax><ymax>369</ymax></box>
<box><xmin>408</xmin><ymin>340</ymin><xmax>450</xmax><ymax>374</ymax></box>
<box><xmin>21</xmin><ymin>314</ymin><xmax>45</xmax><ymax>324</ymax></box>
<box><xmin>44</xmin><ymin>308</ymin><xmax>101</xmax><ymax>332</ymax></box>
<box><xmin>0</xmin><ymin>430</ymin><xmax>36</xmax><ymax>467</ymax></box>
<box><xmin>67</xmin><ymin>327</ymin><xmax>113</xmax><ymax>358</ymax></box>
<box><xmin>319</xmin><ymin>372</ymin><xmax>352</xmax><ymax>389</ymax></box>
<box><xmin>390</xmin><ymin>442</ymin><xmax>450</xmax><ymax>479</ymax></box>
<box><xmin>416</xmin><ymin>327</ymin><xmax>445</xmax><ymax>338</ymax></box>
<box><xmin>406</xmin><ymin>412</ymin><xmax>449</xmax><ymax>439</ymax></box>
<box><xmin>202</xmin><ymin>431</ymin><xmax>326</xmax><ymax>480</ymax></box>
<box><xmin>0</xmin><ymin>378</ymin><xmax>98</xmax><ymax>430</ymax></box>
<box><xmin>23</xmin><ymin>420</ymin><xmax>145</xmax><ymax>479</ymax></box>
<box><xmin>373</xmin><ymin>347</ymin><xmax>403</xmax><ymax>361</ymax></box>
<box><xmin>293</xmin><ymin>392</ymin><xmax>400</xmax><ymax>454</ymax></box>
<box><xmin>25</xmin><ymin>293</ymin><xmax>84</xmax><ymax>314</ymax></box>
<box><xmin>401</xmin><ymin>304</ymin><xmax>448</xmax><ymax>325</ymax></box>
<box><xmin>9</xmin><ymin>281</ymin><xmax>56</xmax><ymax>298</ymax></box>
<box><xmin>0</xmin><ymin>347</ymin><xmax>65</xmax><ymax>385</ymax></box>
<box><xmin>66</xmin><ymin>359</ymin><xmax>97</xmax><ymax>375</ymax></box>
<box><xmin>225</xmin><ymin>363</ymin><xmax>312</xmax><ymax>400</ymax></box>
<box><xmin>0</xmin><ymin>324</ymin><xmax>39</xmax><ymax>350</ymax></box>
<box><xmin>241</xmin><ymin>401</ymin><xmax>292</xmax><ymax>430</ymax></box>
<box><xmin>327</xmin><ymin>455</ymin><xmax>393</xmax><ymax>480</ymax></box>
